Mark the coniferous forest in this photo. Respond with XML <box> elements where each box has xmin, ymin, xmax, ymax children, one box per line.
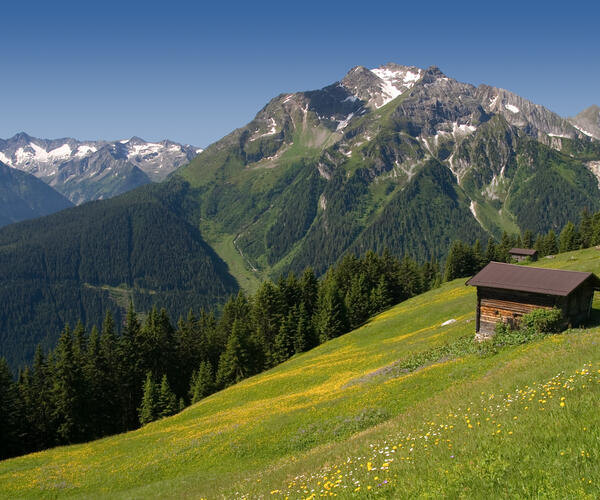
<box><xmin>2</xmin><ymin>207</ymin><xmax>600</xmax><ymax>460</ymax></box>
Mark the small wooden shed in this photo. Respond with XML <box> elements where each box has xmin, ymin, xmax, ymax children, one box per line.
<box><xmin>509</xmin><ymin>247</ymin><xmax>537</xmax><ymax>262</ymax></box>
<box><xmin>466</xmin><ymin>262</ymin><xmax>600</xmax><ymax>338</ymax></box>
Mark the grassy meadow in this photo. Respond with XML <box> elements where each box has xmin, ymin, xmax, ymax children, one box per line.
<box><xmin>2</xmin><ymin>248</ymin><xmax>600</xmax><ymax>498</ymax></box>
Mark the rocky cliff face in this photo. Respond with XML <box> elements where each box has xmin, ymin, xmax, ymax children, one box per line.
<box><xmin>569</xmin><ymin>105</ymin><xmax>600</xmax><ymax>140</ymax></box>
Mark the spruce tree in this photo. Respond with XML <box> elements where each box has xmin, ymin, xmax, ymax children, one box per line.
<box><xmin>273</xmin><ymin>310</ymin><xmax>297</xmax><ymax>364</ymax></box>
<box><xmin>119</xmin><ymin>302</ymin><xmax>142</xmax><ymax>430</ymax></box>
<box><xmin>522</xmin><ymin>230</ymin><xmax>534</xmax><ymax>249</ymax></box>
<box><xmin>189</xmin><ymin>360</ymin><xmax>214</xmax><ymax>404</ymax></box>
<box><xmin>0</xmin><ymin>358</ymin><xmax>20</xmax><ymax>459</ymax></box>
<box><xmin>300</xmin><ymin>267</ymin><xmax>319</xmax><ymax>317</ymax></box>
<box><xmin>215</xmin><ymin>320</ymin><xmax>249</xmax><ymax>388</ymax></box>
<box><xmin>138</xmin><ymin>371</ymin><xmax>158</xmax><ymax>425</ymax></box>
<box><xmin>294</xmin><ymin>302</ymin><xmax>315</xmax><ymax>353</ymax></box>
<box><xmin>157</xmin><ymin>374</ymin><xmax>178</xmax><ymax>418</ymax></box>
<box><xmin>472</xmin><ymin>239</ymin><xmax>486</xmax><ymax>271</ymax></box>
<box><xmin>345</xmin><ymin>274</ymin><xmax>370</xmax><ymax>330</ymax></box>
<box><xmin>99</xmin><ymin>311</ymin><xmax>120</xmax><ymax>435</ymax></box>
<box><xmin>559</xmin><ymin>222</ymin><xmax>579</xmax><ymax>253</ymax></box>
<box><xmin>486</xmin><ymin>237</ymin><xmax>498</xmax><ymax>262</ymax></box>
<box><xmin>370</xmin><ymin>274</ymin><xmax>392</xmax><ymax>314</ymax></box>
<box><xmin>545</xmin><ymin>230</ymin><xmax>559</xmax><ymax>255</ymax></box>
<box><xmin>579</xmin><ymin>209</ymin><xmax>593</xmax><ymax>248</ymax></box>
<box><xmin>316</xmin><ymin>279</ymin><xmax>348</xmax><ymax>342</ymax></box>
<box><xmin>52</xmin><ymin>325</ymin><xmax>85</xmax><ymax>443</ymax></box>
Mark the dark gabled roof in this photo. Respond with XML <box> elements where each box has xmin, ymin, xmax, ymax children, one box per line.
<box><xmin>466</xmin><ymin>262</ymin><xmax>600</xmax><ymax>296</ymax></box>
<box><xmin>509</xmin><ymin>247</ymin><xmax>537</xmax><ymax>256</ymax></box>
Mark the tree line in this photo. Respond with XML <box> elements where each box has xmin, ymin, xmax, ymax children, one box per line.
<box><xmin>443</xmin><ymin>208</ymin><xmax>600</xmax><ymax>281</ymax></box>
<box><xmin>0</xmin><ymin>250</ymin><xmax>441</xmax><ymax>460</ymax></box>
<box><xmin>3</xmin><ymin>207</ymin><xmax>600</xmax><ymax>461</ymax></box>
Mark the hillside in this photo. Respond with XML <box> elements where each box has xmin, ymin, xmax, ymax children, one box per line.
<box><xmin>0</xmin><ymin>178</ymin><xmax>238</xmax><ymax>369</ymax></box>
<box><xmin>2</xmin><ymin>247</ymin><xmax>600</xmax><ymax>498</ymax></box>
<box><xmin>0</xmin><ymin>161</ymin><xmax>73</xmax><ymax>227</ymax></box>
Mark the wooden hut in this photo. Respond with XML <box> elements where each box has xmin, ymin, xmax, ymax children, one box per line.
<box><xmin>466</xmin><ymin>262</ymin><xmax>600</xmax><ymax>338</ymax></box>
<box><xmin>509</xmin><ymin>247</ymin><xmax>537</xmax><ymax>262</ymax></box>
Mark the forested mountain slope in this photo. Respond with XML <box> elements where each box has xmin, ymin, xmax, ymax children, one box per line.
<box><xmin>177</xmin><ymin>64</ymin><xmax>600</xmax><ymax>281</ymax></box>
<box><xmin>0</xmin><ymin>178</ymin><xmax>237</xmax><ymax>368</ymax></box>
<box><xmin>2</xmin><ymin>248</ymin><xmax>600</xmax><ymax>498</ymax></box>
<box><xmin>0</xmin><ymin>161</ymin><xmax>73</xmax><ymax>227</ymax></box>
<box><xmin>1</xmin><ymin>63</ymin><xmax>600</xmax><ymax>368</ymax></box>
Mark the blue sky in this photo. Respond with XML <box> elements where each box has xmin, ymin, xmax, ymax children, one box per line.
<box><xmin>1</xmin><ymin>0</ymin><xmax>598</xmax><ymax>147</ymax></box>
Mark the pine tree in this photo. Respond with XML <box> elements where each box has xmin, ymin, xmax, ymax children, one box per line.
<box><xmin>157</xmin><ymin>374</ymin><xmax>178</xmax><ymax>418</ymax></box>
<box><xmin>294</xmin><ymin>302</ymin><xmax>315</xmax><ymax>353</ymax></box>
<box><xmin>497</xmin><ymin>231</ymin><xmax>514</xmax><ymax>263</ymax></box>
<box><xmin>138</xmin><ymin>371</ymin><xmax>158</xmax><ymax>425</ymax></box>
<box><xmin>486</xmin><ymin>237</ymin><xmax>498</xmax><ymax>262</ymax></box>
<box><xmin>273</xmin><ymin>310</ymin><xmax>297</xmax><ymax>364</ymax></box>
<box><xmin>522</xmin><ymin>230</ymin><xmax>533</xmax><ymax>249</ymax></box>
<box><xmin>472</xmin><ymin>239</ymin><xmax>486</xmax><ymax>271</ymax></box>
<box><xmin>534</xmin><ymin>233</ymin><xmax>545</xmax><ymax>256</ymax></box>
<box><xmin>345</xmin><ymin>274</ymin><xmax>370</xmax><ymax>330</ymax></box>
<box><xmin>52</xmin><ymin>325</ymin><xmax>85</xmax><ymax>443</ymax></box>
<box><xmin>21</xmin><ymin>346</ymin><xmax>55</xmax><ymax>450</ymax></box>
<box><xmin>370</xmin><ymin>274</ymin><xmax>392</xmax><ymax>314</ymax></box>
<box><xmin>300</xmin><ymin>267</ymin><xmax>319</xmax><ymax>317</ymax></box>
<box><xmin>189</xmin><ymin>360</ymin><xmax>214</xmax><ymax>404</ymax></box>
<box><xmin>0</xmin><ymin>358</ymin><xmax>20</xmax><ymax>459</ymax></box>
<box><xmin>99</xmin><ymin>311</ymin><xmax>120</xmax><ymax>436</ymax></box>
<box><xmin>119</xmin><ymin>302</ymin><xmax>142</xmax><ymax>430</ymax></box>
<box><xmin>215</xmin><ymin>320</ymin><xmax>249</xmax><ymax>388</ymax></box>
<box><xmin>444</xmin><ymin>241</ymin><xmax>475</xmax><ymax>281</ymax></box>
<box><xmin>251</xmin><ymin>280</ymin><xmax>283</xmax><ymax>366</ymax></box>
<box><xmin>544</xmin><ymin>230</ymin><xmax>559</xmax><ymax>255</ymax></box>
<box><xmin>559</xmin><ymin>221</ymin><xmax>579</xmax><ymax>253</ymax></box>
<box><xmin>316</xmin><ymin>279</ymin><xmax>348</xmax><ymax>342</ymax></box>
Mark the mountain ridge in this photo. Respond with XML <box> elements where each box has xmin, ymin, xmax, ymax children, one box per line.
<box><xmin>0</xmin><ymin>62</ymin><xmax>599</xmax><ymax>368</ymax></box>
<box><xmin>0</xmin><ymin>133</ymin><xmax>202</xmax><ymax>204</ymax></box>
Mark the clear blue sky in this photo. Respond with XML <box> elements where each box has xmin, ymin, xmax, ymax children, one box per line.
<box><xmin>1</xmin><ymin>0</ymin><xmax>598</xmax><ymax>147</ymax></box>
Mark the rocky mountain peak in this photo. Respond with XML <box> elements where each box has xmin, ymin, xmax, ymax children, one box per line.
<box><xmin>569</xmin><ymin>105</ymin><xmax>600</xmax><ymax>139</ymax></box>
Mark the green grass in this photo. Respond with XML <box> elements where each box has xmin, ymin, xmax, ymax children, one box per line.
<box><xmin>3</xmin><ymin>249</ymin><xmax>600</xmax><ymax>499</ymax></box>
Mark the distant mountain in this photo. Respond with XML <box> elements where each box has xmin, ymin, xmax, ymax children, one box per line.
<box><xmin>569</xmin><ymin>105</ymin><xmax>600</xmax><ymax>140</ymax></box>
<box><xmin>0</xmin><ymin>133</ymin><xmax>201</xmax><ymax>204</ymax></box>
<box><xmin>1</xmin><ymin>62</ymin><xmax>600</xmax><ymax>369</ymax></box>
<box><xmin>0</xmin><ymin>161</ymin><xmax>73</xmax><ymax>227</ymax></box>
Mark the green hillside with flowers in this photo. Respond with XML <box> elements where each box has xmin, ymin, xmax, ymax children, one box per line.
<box><xmin>2</xmin><ymin>248</ymin><xmax>600</xmax><ymax>499</ymax></box>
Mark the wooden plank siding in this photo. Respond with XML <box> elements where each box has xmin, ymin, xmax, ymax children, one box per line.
<box><xmin>476</xmin><ymin>287</ymin><xmax>564</xmax><ymax>337</ymax></box>
<box><xmin>468</xmin><ymin>262</ymin><xmax>600</xmax><ymax>339</ymax></box>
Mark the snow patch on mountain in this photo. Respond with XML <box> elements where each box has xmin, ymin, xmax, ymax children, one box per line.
<box><xmin>0</xmin><ymin>134</ymin><xmax>200</xmax><ymax>203</ymax></box>
<box><xmin>505</xmin><ymin>104</ymin><xmax>520</xmax><ymax>113</ymax></box>
<box><xmin>76</xmin><ymin>145</ymin><xmax>97</xmax><ymax>157</ymax></box>
<box><xmin>336</xmin><ymin>113</ymin><xmax>354</xmax><ymax>131</ymax></box>
<box><xmin>0</xmin><ymin>152</ymin><xmax>12</xmax><ymax>165</ymax></box>
<box><xmin>369</xmin><ymin>65</ymin><xmax>423</xmax><ymax>108</ymax></box>
<box><xmin>573</xmin><ymin>124</ymin><xmax>595</xmax><ymax>138</ymax></box>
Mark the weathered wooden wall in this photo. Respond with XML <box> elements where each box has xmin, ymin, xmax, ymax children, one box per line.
<box><xmin>476</xmin><ymin>287</ymin><xmax>565</xmax><ymax>337</ymax></box>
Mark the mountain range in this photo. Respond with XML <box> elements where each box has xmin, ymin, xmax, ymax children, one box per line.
<box><xmin>0</xmin><ymin>133</ymin><xmax>201</xmax><ymax>206</ymax></box>
<box><xmin>1</xmin><ymin>62</ymin><xmax>599</xmax><ymax>368</ymax></box>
